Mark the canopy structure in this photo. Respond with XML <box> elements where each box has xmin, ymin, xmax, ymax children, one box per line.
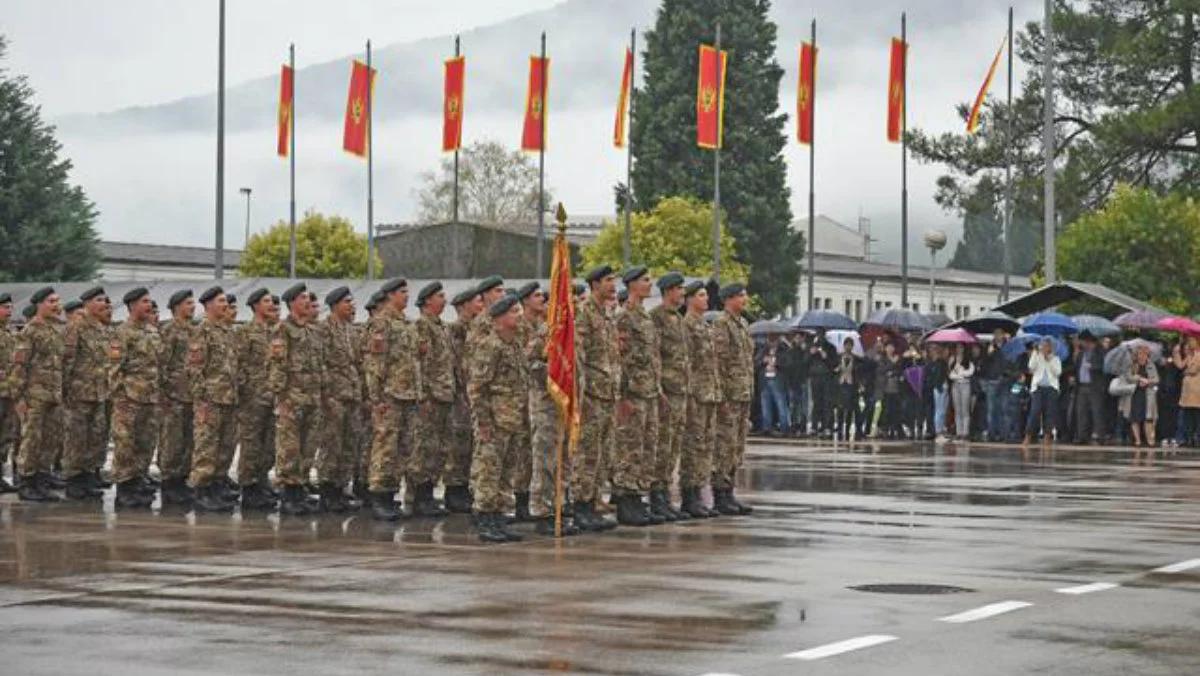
<box><xmin>991</xmin><ymin>281</ymin><xmax>1168</xmax><ymax>319</ymax></box>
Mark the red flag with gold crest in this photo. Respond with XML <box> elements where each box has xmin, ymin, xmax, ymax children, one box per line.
<box><xmin>521</xmin><ymin>56</ymin><xmax>550</xmax><ymax>151</ymax></box>
<box><xmin>443</xmin><ymin>56</ymin><xmax>465</xmax><ymax>152</ymax></box>
<box><xmin>545</xmin><ymin>205</ymin><xmax>578</xmax><ymax>448</ymax></box>
<box><xmin>343</xmin><ymin>60</ymin><xmax>375</xmax><ymax>157</ymax></box>
<box><xmin>277</xmin><ymin>64</ymin><xmax>293</xmax><ymax>156</ymax></box>
<box><xmin>696</xmin><ymin>44</ymin><xmax>728</xmax><ymax>149</ymax></box>
<box><xmin>797</xmin><ymin>42</ymin><xmax>816</xmax><ymax>145</ymax></box>
<box><xmin>887</xmin><ymin>38</ymin><xmax>907</xmax><ymax>143</ymax></box>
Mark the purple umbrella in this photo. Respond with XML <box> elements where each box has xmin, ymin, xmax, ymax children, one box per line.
<box><xmin>1114</xmin><ymin>309</ymin><xmax>1168</xmax><ymax>330</ymax></box>
<box><xmin>904</xmin><ymin>366</ymin><xmax>924</xmax><ymax>396</ymax></box>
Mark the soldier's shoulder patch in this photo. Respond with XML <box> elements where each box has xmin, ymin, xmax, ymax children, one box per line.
<box><xmin>12</xmin><ymin>348</ymin><xmax>28</xmax><ymax>365</ymax></box>
<box><xmin>108</xmin><ymin>338</ymin><xmax>122</xmax><ymax>362</ymax></box>
<box><xmin>187</xmin><ymin>340</ymin><xmax>204</xmax><ymax>366</ymax></box>
<box><xmin>369</xmin><ymin>330</ymin><xmax>386</xmax><ymax>354</ymax></box>
<box><xmin>270</xmin><ymin>336</ymin><xmax>285</xmax><ymax>358</ymax></box>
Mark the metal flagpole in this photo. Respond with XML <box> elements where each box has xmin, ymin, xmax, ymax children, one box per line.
<box><xmin>806</xmin><ymin>18</ymin><xmax>816</xmax><ymax>310</ymax></box>
<box><xmin>288</xmin><ymin>43</ymin><xmax>297</xmax><ymax>278</ymax></box>
<box><xmin>366</xmin><ymin>40</ymin><xmax>375</xmax><ymax>281</ymax></box>
<box><xmin>215</xmin><ymin>0</ymin><xmax>225</xmax><ymax>279</ymax></box>
<box><xmin>623</xmin><ymin>28</ymin><xmax>636</xmax><ymax>268</ymax></box>
<box><xmin>712</xmin><ymin>22</ymin><xmax>722</xmax><ymax>283</ymax></box>
<box><xmin>452</xmin><ymin>35</ymin><xmax>461</xmax><ymax>224</ymax></box>
<box><xmin>1002</xmin><ymin>8</ymin><xmax>1013</xmax><ymax>300</ymax></box>
<box><xmin>1042</xmin><ymin>0</ymin><xmax>1056</xmax><ymax>284</ymax></box>
<box><xmin>900</xmin><ymin>12</ymin><xmax>909</xmax><ymax>307</ymax></box>
<box><xmin>536</xmin><ymin>32</ymin><xmax>547</xmax><ymax>277</ymax></box>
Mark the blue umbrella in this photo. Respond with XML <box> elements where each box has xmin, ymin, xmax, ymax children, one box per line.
<box><xmin>1071</xmin><ymin>314</ymin><xmax>1121</xmax><ymax>338</ymax></box>
<box><xmin>1001</xmin><ymin>333</ymin><xmax>1069</xmax><ymax>362</ymax></box>
<box><xmin>863</xmin><ymin>307</ymin><xmax>932</xmax><ymax>333</ymax></box>
<box><xmin>793</xmin><ymin>309</ymin><xmax>858</xmax><ymax>332</ymax></box>
<box><xmin>1022</xmin><ymin>312</ymin><xmax>1078</xmax><ymax>336</ymax></box>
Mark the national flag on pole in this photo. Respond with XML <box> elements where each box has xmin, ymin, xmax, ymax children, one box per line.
<box><xmin>966</xmin><ymin>36</ymin><xmax>1006</xmax><ymax>134</ymax></box>
<box><xmin>696</xmin><ymin>44</ymin><xmax>728</xmax><ymax>149</ymax></box>
<box><xmin>277</xmin><ymin>64</ymin><xmax>293</xmax><ymax>157</ymax></box>
<box><xmin>443</xmin><ymin>56</ymin><xmax>465</xmax><ymax>152</ymax></box>
<box><xmin>545</xmin><ymin>209</ymin><xmax>579</xmax><ymax>448</ymax></box>
<box><xmin>613</xmin><ymin>47</ymin><xmax>633</xmax><ymax>148</ymax></box>
<box><xmin>521</xmin><ymin>56</ymin><xmax>550</xmax><ymax>151</ymax></box>
<box><xmin>887</xmin><ymin>38</ymin><xmax>907</xmax><ymax>143</ymax></box>
<box><xmin>797</xmin><ymin>42</ymin><xmax>817</xmax><ymax>145</ymax></box>
<box><xmin>342</xmin><ymin>59</ymin><xmax>375</xmax><ymax>157</ymax></box>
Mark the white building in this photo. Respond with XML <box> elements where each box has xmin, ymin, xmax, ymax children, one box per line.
<box><xmin>98</xmin><ymin>241</ymin><xmax>241</xmax><ymax>281</ymax></box>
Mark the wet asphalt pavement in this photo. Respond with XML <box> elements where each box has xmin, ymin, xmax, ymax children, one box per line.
<box><xmin>0</xmin><ymin>439</ymin><xmax>1197</xmax><ymax>676</ymax></box>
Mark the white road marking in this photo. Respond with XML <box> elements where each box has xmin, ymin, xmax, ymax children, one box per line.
<box><xmin>783</xmin><ymin>634</ymin><xmax>899</xmax><ymax>660</ymax></box>
<box><xmin>937</xmin><ymin>600</ymin><xmax>1032</xmax><ymax>623</ymax></box>
<box><xmin>1055</xmin><ymin>582</ymin><xmax>1119</xmax><ymax>595</ymax></box>
<box><xmin>698</xmin><ymin>673</ymin><xmax>744</xmax><ymax>676</ymax></box>
<box><xmin>1153</xmin><ymin>558</ymin><xmax>1200</xmax><ymax>573</ymax></box>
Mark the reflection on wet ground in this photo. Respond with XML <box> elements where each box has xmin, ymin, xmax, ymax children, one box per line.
<box><xmin>1</xmin><ymin>439</ymin><xmax>1197</xmax><ymax>675</ymax></box>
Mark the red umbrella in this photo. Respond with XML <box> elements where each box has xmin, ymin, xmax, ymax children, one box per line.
<box><xmin>1155</xmin><ymin>316</ymin><xmax>1200</xmax><ymax>335</ymax></box>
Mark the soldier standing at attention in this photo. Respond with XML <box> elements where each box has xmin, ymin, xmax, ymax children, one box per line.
<box><xmin>270</xmin><ymin>283</ymin><xmax>324</xmax><ymax>516</ymax></box>
<box><xmin>509</xmin><ymin>282</ymin><xmax>544</xmax><ymax>523</ymax></box>
<box><xmin>317</xmin><ymin>286</ymin><xmax>362</xmax><ymax>513</ymax></box>
<box><xmin>443</xmin><ymin>285</ymin><xmax>482</xmax><ymax>513</ymax></box>
<box><xmin>235</xmin><ymin>289</ymin><xmax>279</xmax><ymax>509</ymax></box>
<box><xmin>10</xmin><ymin>287</ymin><xmax>65</xmax><ymax>501</ymax></box>
<box><xmin>467</xmin><ymin>294</ymin><xmax>529</xmax><ymax>543</ymax></box>
<box><xmin>712</xmin><ymin>283</ymin><xmax>754</xmax><ymax>515</ymax></box>
<box><xmin>63</xmin><ymin>300</ymin><xmax>84</xmax><ymax>325</ymax></box>
<box><xmin>363</xmin><ymin>278</ymin><xmax>421</xmax><ymax>521</ymax></box>
<box><xmin>409</xmin><ymin>282</ymin><xmax>453</xmax><ymax>517</ymax></box>
<box><xmin>61</xmin><ymin>286</ymin><xmax>113</xmax><ymax>500</ymax></box>
<box><xmin>680</xmin><ymin>282</ymin><xmax>720</xmax><ymax>518</ymax></box>
<box><xmin>649</xmin><ymin>272</ymin><xmax>690</xmax><ymax>521</ymax></box>
<box><xmin>109</xmin><ymin>287</ymin><xmax>162</xmax><ymax>508</ymax></box>
<box><xmin>467</xmin><ymin>276</ymin><xmax>506</xmax><ymax>349</ymax></box>
<box><xmin>158</xmin><ymin>289</ymin><xmax>197</xmax><ymax>504</ymax></box>
<box><xmin>0</xmin><ymin>292</ymin><xmax>16</xmax><ymax>494</ymax></box>
<box><xmin>187</xmin><ymin>287</ymin><xmax>240</xmax><ymax>512</ymax></box>
<box><xmin>353</xmin><ymin>290</ymin><xmax>386</xmax><ymax>502</ymax></box>
<box><xmin>570</xmin><ymin>265</ymin><xmax>620</xmax><ymax>532</ymax></box>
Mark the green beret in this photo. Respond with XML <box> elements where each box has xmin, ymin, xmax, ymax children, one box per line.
<box><xmin>476</xmin><ymin>275</ymin><xmax>504</xmax><ymax>295</ymax></box>
<box><xmin>246</xmin><ymin>288</ymin><xmax>270</xmax><ymax>308</ymax></box>
<box><xmin>380</xmin><ymin>278</ymin><xmax>407</xmax><ymax>295</ymax></box>
<box><xmin>585</xmin><ymin>265</ymin><xmax>614</xmax><ymax>284</ymax></box>
<box><xmin>199</xmin><ymin>286</ymin><xmax>224</xmax><ymax>305</ymax></box>
<box><xmin>617</xmin><ymin>289</ymin><xmax>628</xmax><ymax>303</ymax></box>
<box><xmin>79</xmin><ymin>286</ymin><xmax>105</xmax><ymax>302</ymax></box>
<box><xmin>271</xmin><ymin>295</ymin><xmax>281</xmax><ymax>305</ymax></box>
<box><xmin>451</xmin><ymin>285</ymin><xmax>479</xmax><ymax>306</ymax></box>
<box><xmin>572</xmin><ymin>282</ymin><xmax>586</xmax><ymax>297</ymax></box>
<box><xmin>22</xmin><ymin>304</ymin><xmax>35</xmax><ymax>319</ymax></box>
<box><xmin>719</xmin><ymin>283</ymin><xmax>747</xmax><ymax>301</ymax></box>
<box><xmin>122</xmin><ymin>287</ymin><xmax>150</xmax><ymax>305</ymax></box>
<box><xmin>516</xmin><ymin>281</ymin><xmax>539</xmax><ymax>302</ymax></box>
<box><xmin>489</xmin><ymin>293</ymin><xmax>520</xmax><ymax>318</ymax></box>
<box><xmin>63</xmin><ymin>299</ymin><xmax>83</xmax><ymax>313</ymax></box>
<box><xmin>366</xmin><ymin>290</ymin><xmax>386</xmax><ymax>312</ymax></box>
<box><xmin>416</xmin><ymin>281</ymin><xmax>443</xmax><ymax>307</ymax></box>
<box><xmin>30</xmin><ymin>286</ymin><xmax>54</xmax><ymax>305</ymax></box>
<box><xmin>325</xmin><ymin>286</ymin><xmax>352</xmax><ymax>307</ymax></box>
<box><xmin>657</xmin><ymin>272</ymin><xmax>685</xmax><ymax>292</ymax></box>
<box><xmin>0</xmin><ymin>292</ymin><xmax>11</xmax><ymax>305</ymax></box>
<box><xmin>621</xmin><ymin>265</ymin><xmax>649</xmax><ymax>285</ymax></box>
<box><xmin>281</xmin><ymin>282</ymin><xmax>307</xmax><ymax>304</ymax></box>
<box><xmin>683</xmin><ymin>280</ymin><xmax>706</xmax><ymax>297</ymax></box>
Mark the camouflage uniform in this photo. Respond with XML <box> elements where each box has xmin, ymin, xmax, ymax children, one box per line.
<box><xmin>508</xmin><ymin>319</ymin><xmax>535</xmax><ymax>497</ymax></box>
<box><xmin>318</xmin><ymin>317</ymin><xmax>362</xmax><ymax>487</ymax></box>
<box><xmin>186</xmin><ymin>318</ymin><xmax>238</xmax><ymax>487</ymax></box>
<box><xmin>61</xmin><ymin>315</ymin><xmax>114</xmax><ymax>478</ymax></box>
<box><xmin>157</xmin><ymin>319</ymin><xmax>196</xmax><ymax>483</ymax></box>
<box><xmin>363</xmin><ymin>306</ymin><xmax>421</xmax><ymax>492</ymax></box>
<box><xmin>0</xmin><ymin>325</ymin><xmax>16</xmax><ymax>468</ymax></box>
<box><xmin>614</xmin><ymin>303</ymin><xmax>660</xmax><ymax>495</ymax></box>
<box><xmin>526</xmin><ymin>315</ymin><xmax>564</xmax><ymax>518</ymax></box>
<box><xmin>651</xmin><ymin>304</ymin><xmax>689</xmax><ymax>492</ymax></box>
<box><xmin>353</xmin><ymin>323</ymin><xmax>373</xmax><ymax>487</ymax></box>
<box><xmin>468</xmin><ymin>329</ymin><xmax>530</xmax><ymax>513</ymax></box>
<box><xmin>9</xmin><ymin>317</ymin><xmax>64</xmax><ymax>479</ymax></box>
<box><xmin>681</xmin><ymin>312</ymin><xmax>720</xmax><ymax>488</ymax></box>
<box><xmin>235</xmin><ymin>320</ymin><xmax>275</xmax><ymax>486</ymax></box>
<box><xmin>570</xmin><ymin>295</ymin><xmax>620</xmax><ymax>504</ymax></box>
<box><xmin>443</xmin><ymin>317</ymin><xmax>474</xmax><ymax>490</ymax></box>
<box><xmin>110</xmin><ymin>320</ymin><xmax>161</xmax><ymax>483</ymax></box>
<box><xmin>712</xmin><ymin>311</ymin><xmax>754</xmax><ymax>490</ymax></box>
<box><xmin>270</xmin><ymin>316</ymin><xmax>324</xmax><ymax>487</ymax></box>
<box><xmin>410</xmin><ymin>313</ymin><xmax>454</xmax><ymax>486</ymax></box>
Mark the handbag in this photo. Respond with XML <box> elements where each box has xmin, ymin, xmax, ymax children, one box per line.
<box><xmin>1108</xmin><ymin>379</ymin><xmax>1137</xmax><ymax>397</ymax></box>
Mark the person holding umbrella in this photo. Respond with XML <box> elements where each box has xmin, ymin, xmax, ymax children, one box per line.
<box><xmin>1175</xmin><ymin>336</ymin><xmax>1200</xmax><ymax>447</ymax></box>
<box><xmin>1071</xmin><ymin>332</ymin><xmax>1108</xmax><ymax>445</ymax></box>
<box><xmin>1025</xmin><ymin>337</ymin><xmax>1063</xmax><ymax>446</ymax></box>
<box><xmin>1116</xmin><ymin>345</ymin><xmax>1159</xmax><ymax>447</ymax></box>
<box><xmin>948</xmin><ymin>344</ymin><xmax>976</xmax><ymax>441</ymax></box>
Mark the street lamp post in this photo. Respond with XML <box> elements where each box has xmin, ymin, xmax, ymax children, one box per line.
<box><xmin>924</xmin><ymin>230</ymin><xmax>947</xmax><ymax>314</ymax></box>
<box><xmin>239</xmin><ymin>187</ymin><xmax>252</xmax><ymax>248</ymax></box>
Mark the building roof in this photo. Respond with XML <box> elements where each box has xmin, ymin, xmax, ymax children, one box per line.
<box><xmin>810</xmin><ymin>253</ymin><xmax>1031</xmax><ymax>290</ymax></box>
<box><xmin>991</xmin><ymin>281</ymin><xmax>1167</xmax><ymax>318</ymax></box>
<box><xmin>791</xmin><ymin>215</ymin><xmax>869</xmax><ymax>259</ymax></box>
<box><xmin>378</xmin><ymin>219</ymin><xmax>602</xmax><ymax>245</ymax></box>
<box><xmin>100</xmin><ymin>241</ymin><xmax>242</xmax><ymax>268</ymax></box>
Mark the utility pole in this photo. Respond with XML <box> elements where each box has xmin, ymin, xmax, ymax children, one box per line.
<box><xmin>214</xmin><ymin>0</ymin><xmax>226</xmax><ymax>279</ymax></box>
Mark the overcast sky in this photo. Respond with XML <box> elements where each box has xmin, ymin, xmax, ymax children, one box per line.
<box><xmin>2</xmin><ymin>0</ymin><xmax>1043</xmax><ymax>264</ymax></box>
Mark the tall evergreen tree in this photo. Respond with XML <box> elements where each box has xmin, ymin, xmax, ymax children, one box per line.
<box><xmin>630</xmin><ymin>0</ymin><xmax>801</xmax><ymax>314</ymax></box>
<box><xmin>945</xmin><ymin>175</ymin><xmax>1040</xmax><ymax>274</ymax></box>
<box><xmin>0</xmin><ymin>35</ymin><xmax>99</xmax><ymax>282</ymax></box>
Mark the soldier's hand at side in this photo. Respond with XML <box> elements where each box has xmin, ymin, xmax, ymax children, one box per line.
<box><xmin>373</xmin><ymin>401</ymin><xmax>390</xmax><ymax>418</ymax></box>
<box><xmin>15</xmin><ymin>399</ymin><xmax>28</xmax><ymax>419</ymax></box>
<box><xmin>478</xmin><ymin>424</ymin><xmax>492</xmax><ymax>443</ymax></box>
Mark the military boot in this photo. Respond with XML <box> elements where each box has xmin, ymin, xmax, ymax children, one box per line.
<box><xmin>475</xmin><ymin>513</ymin><xmax>508</xmax><ymax>543</ymax></box>
<box><xmin>680</xmin><ymin>486</ymin><xmax>708</xmax><ymax>519</ymax></box>
<box><xmin>413</xmin><ymin>482</ymin><xmax>448</xmax><ymax>517</ymax></box>
<box><xmin>727</xmin><ymin>489</ymin><xmax>754</xmax><ymax>515</ymax></box>
<box><xmin>214</xmin><ymin>477</ymin><xmax>241</xmax><ymax>505</ymax></box>
<box><xmin>648</xmin><ymin>489</ymin><xmax>678</xmax><ymax>523</ymax></box>
<box><xmin>617</xmin><ymin>492</ymin><xmax>650</xmax><ymax>527</ymax></box>
<box><xmin>639</xmin><ymin>493</ymin><xmax>666</xmax><ymax>525</ymax></box>
<box><xmin>194</xmin><ymin>483</ymin><xmax>235</xmax><ymax>513</ymax></box>
<box><xmin>115</xmin><ymin>479</ymin><xmax>153</xmax><ymax>508</ymax></box>
<box><xmin>571</xmin><ymin>500</ymin><xmax>600</xmax><ymax>532</ymax></box>
<box><xmin>352</xmin><ymin>477</ymin><xmax>369</xmax><ymax>504</ymax></box>
<box><xmin>369</xmin><ymin>491</ymin><xmax>401</xmax><ymax>521</ymax></box>
<box><xmin>513</xmin><ymin>491</ymin><xmax>533</xmax><ymax>522</ymax></box>
<box><xmin>160</xmin><ymin>478</ymin><xmax>195</xmax><ymax>507</ymax></box>
<box><xmin>65</xmin><ymin>473</ymin><xmax>103</xmax><ymax>500</ymax></box>
<box><xmin>535</xmin><ymin>516</ymin><xmax>580</xmax><ymax>537</ymax></box>
<box><xmin>443</xmin><ymin>484</ymin><xmax>472</xmax><ymax>514</ymax></box>
<box><xmin>239</xmin><ymin>482</ymin><xmax>276</xmax><ymax>510</ymax></box>
<box><xmin>495</xmin><ymin>513</ymin><xmax>524</xmax><ymax>542</ymax></box>
<box><xmin>713</xmin><ymin>488</ymin><xmax>741</xmax><ymax>516</ymax></box>
<box><xmin>318</xmin><ymin>483</ymin><xmax>347</xmax><ymax>513</ymax></box>
<box><xmin>92</xmin><ymin>468</ymin><xmax>113</xmax><ymax>489</ymax></box>
<box><xmin>340</xmin><ymin>487</ymin><xmax>364</xmax><ymax>511</ymax></box>
<box><xmin>44</xmin><ymin>471</ymin><xmax>66</xmax><ymax>490</ymax></box>
<box><xmin>17</xmin><ymin>474</ymin><xmax>58</xmax><ymax>502</ymax></box>
<box><xmin>0</xmin><ymin>475</ymin><xmax>15</xmax><ymax>494</ymax></box>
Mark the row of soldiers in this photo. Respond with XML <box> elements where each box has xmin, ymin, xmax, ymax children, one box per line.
<box><xmin>0</xmin><ymin>265</ymin><xmax>755</xmax><ymax>542</ymax></box>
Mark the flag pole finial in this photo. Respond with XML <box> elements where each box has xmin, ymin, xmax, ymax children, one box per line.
<box><xmin>555</xmin><ymin>202</ymin><xmax>568</xmax><ymax>233</ymax></box>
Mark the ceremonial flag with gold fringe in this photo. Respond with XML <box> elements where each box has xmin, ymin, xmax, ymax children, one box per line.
<box><xmin>696</xmin><ymin>43</ymin><xmax>728</xmax><ymax>149</ymax></box>
<box><xmin>967</xmin><ymin>36</ymin><xmax>1006</xmax><ymax>134</ymax></box>
<box><xmin>443</xmin><ymin>56</ymin><xmax>465</xmax><ymax>152</ymax></box>
<box><xmin>343</xmin><ymin>60</ymin><xmax>375</xmax><ymax>156</ymax></box>
<box><xmin>545</xmin><ymin>206</ymin><xmax>579</xmax><ymax>449</ymax></box>
<box><xmin>613</xmin><ymin>47</ymin><xmax>633</xmax><ymax>147</ymax></box>
<box><xmin>887</xmin><ymin>38</ymin><xmax>906</xmax><ymax>143</ymax></box>
<box><xmin>277</xmin><ymin>64</ymin><xmax>293</xmax><ymax>157</ymax></box>
<box><xmin>521</xmin><ymin>56</ymin><xmax>550</xmax><ymax>151</ymax></box>
<box><xmin>797</xmin><ymin>42</ymin><xmax>817</xmax><ymax>145</ymax></box>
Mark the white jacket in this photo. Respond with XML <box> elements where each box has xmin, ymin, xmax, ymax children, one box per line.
<box><xmin>1028</xmin><ymin>351</ymin><xmax>1062</xmax><ymax>392</ymax></box>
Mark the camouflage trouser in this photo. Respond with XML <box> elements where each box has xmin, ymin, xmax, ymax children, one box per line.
<box><xmin>614</xmin><ymin>395</ymin><xmax>658</xmax><ymax>494</ymax></box>
<box><xmin>17</xmin><ymin>400</ymin><xmax>62</xmax><ymax>478</ymax></box>
<box><xmin>62</xmin><ymin>400</ymin><xmax>108</xmax><ymax>478</ymax></box>
<box><xmin>443</xmin><ymin>397</ymin><xmax>473</xmax><ymax>488</ymax></box>
<box><xmin>274</xmin><ymin>400</ymin><xmax>322</xmax><ymax>487</ymax></box>
<box><xmin>0</xmin><ymin>398</ymin><xmax>15</xmax><ymax>466</ymax></box>
<box><xmin>111</xmin><ymin>397</ymin><xmax>158</xmax><ymax>483</ymax></box>
<box><xmin>654</xmin><ymin>392</ymin><xmax>687</xmax><ymax>491</ymax></box>
<box><xmin>158</xmin><ymin>398</ymin><xmax>194</xmax><ymax>482</ymax></box>
<box><xmin>680</xmin><ymin>397</ymin><xmax>718</xmax><ymax>488</ymax></box>
<box><xmin>570</xmin><ymin>394</ymin><xmax>615</xmax><ymax>504</ymax></box>
<box><xmin>367</xmin><ymin>398</ymin><xmax>416</xmax><ymax>492</ymax></box>
<box><xmin>237</xmin><ymin>401</ymin><xmax>275</xmax><ymax>486</ymax></box>
<box><xmin>529</xmin><ymin>389</ymin><xmax>566</xmax><ymax>518</ymax></box>
<box><xmin>319</xmin><ymin>398</ymin><xmax>360</xmax><ymax>486</ymax></box>
<box><xmin>190</xmin><ymin>401</ymin><xmax>236</xmax><ymax>487</ymax></box>
<box><xmin>354</xmin><ymin>403</ymin><xmax>372</xmax><ymax>484</ymax></box>
<box><xmin>408</xmin><ymin>400</ymin><xmax>451</xmax><ymax>487</ymax></box>
<box><xmin>471</xmin><ymin>417</ymin><xmax>528</xmax><ymax>514</ymax></box>
<box><xmin>714</xmin><ymin>400</ymin><xmax>751</xmax><ymax>490</ymax></box>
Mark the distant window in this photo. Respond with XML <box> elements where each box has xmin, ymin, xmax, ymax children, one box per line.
<box><xmin>912</xmin><ymin>302</ymin><xmax>920</xmax><ymax>313</ymax></box>
<box><xmin>824</xmin><ymin>298</ymin><xmax>832</xmax><ymax>310</ymax></box>
<box><xmin>854</xmin><ymin>300</ymin><xmax>863</xmax><ymax>321</ymax></box>
<box><xmin>885</xmin><ymin>301</ymin><xmax>893</xmax><ymax>308</ymax></box>
<box><xmin>844</xmin><ymin>299</ymin><xmax>852</xmax><ymax>316</ymax></box>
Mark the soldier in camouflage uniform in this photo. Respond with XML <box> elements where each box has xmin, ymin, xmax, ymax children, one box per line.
<box><xmin>409</xmin><ymin>282</ymin><xmax>454</xmax><ymax>517</ymax></box>
<box><xmin>0</xmin><ymin>293</ymin><xmax>16</xmax><ymax>493</ymax></box>
<box><xmin>614</xmin><ymin>266</ymin><xmax>665</xmax><ymax>526</ymax></box>
<box><xmin>187</xmin><ymin>287</ymin><xmax>240</xmax><ymax>512</ymax></box>
<box><xmin>61</xmin><ymin>286</ymin><xmax>114</xmax><ymax>500</ymax></box>
<box><xmin>110</xmin><ymin>287</ymin><xmax>161</xmax><ymax>508</ymax></box>
<box><xmin>9</xmin><ymin>287</ymin><xmax>65</xmax><ymax>501</ymax></box>
<box><xmin>352</xmin><ymin>290</ymin><xmax>385</xmax><ymax>501</ymax></box>
<box><xmin>570</xmin><ymin>265</ymin><xmax>620</xmax><ymax>532</ymax></box>
<box><xmin>712</xmin><ymin>283</ymin><xmax>754</xmax><ymax>515</ymax></box>
<box><xmin>506</xmin><ymin>282</ymin><xmax>544</xmax><ymax>523</ymax></box>
<box><xmin>649</xmin><ymin>272</ymin><xmax>690</xmax><ymax>521</ymax></box>
<box><xmin>235</xmin><ymin>288</ymin><xmax>279</xmax><ymax>509</ymax></box>
<box><xmin>317</xmin><ymin>286</ymin><xmax>362</xmax><ymax>513</ymax></box>
<box><xmin>443</xmin><ymin>285</ymin><xmax>483</xmax><ymax>513</ymax></box>
<box><xmin>468</xmin><ymin>294</ymin><xmax>529</xmax><ymax>543</ymax></box>
<box><xmin>363</xmin><ymin>278</ymin><xmax>421</xmax><ymax>521</ymax></box>
<box><xmin>158</xmin><ymin>289</ymin><xmax>197</xmax><ymax>502</ymax></box>
<box><xmin>680</xmin><ymin>282</ymin><xmax>720</xmax><ymax>518</ymax></box>
<box><xmin>271</xmin><ymin>283</ymin><xmax>324</xmax><ymax>515</ymax></box>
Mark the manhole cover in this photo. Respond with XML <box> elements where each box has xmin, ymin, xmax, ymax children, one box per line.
<box><xmin>849</xmin><ymin>584</ymin><xmax>974</xmax><ymax>595</ymax></box>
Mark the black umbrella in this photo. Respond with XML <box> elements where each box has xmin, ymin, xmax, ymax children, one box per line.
<box><xmin>923</xmin><ymin>312</ymin><xmax>953</xmax><ymax>328</ymax></box>
<box><xmin>793</xmin><ymin>309</ymin><xmax>858</xmax><ymax>332</ymax></box>
<box><xmin>955</xmin><ymin>310</ymin><xmax>1020</xmax><ymax>334</ymax></box>
<box><xmin>749</xmin><ymin>320</ymin><xmax>791</xmax><ymax>336</ymax></box>
<box><xmin>863</xmin><ymin>307</ymin><xmax>932</xmax><ymax>333</ymax></box>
